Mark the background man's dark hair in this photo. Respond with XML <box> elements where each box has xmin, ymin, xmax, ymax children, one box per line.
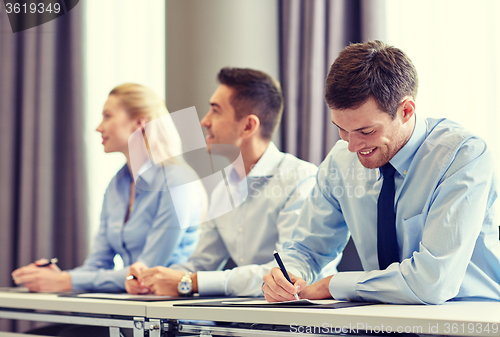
<box><xmin>325</xmin><ymin>40</ymin><xmax>418</xmax><ymax>118</ymax></box>
<box><xmin>217</xmin><ymin>67</ymin><xmax>283</xmax><ymax>140</ymax></box>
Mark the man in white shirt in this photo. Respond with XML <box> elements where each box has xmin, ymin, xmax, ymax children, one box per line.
<box><xmin>125</xmin><ymin>67</ymin><xmax>337</xmax><ymax>297</ymax></box>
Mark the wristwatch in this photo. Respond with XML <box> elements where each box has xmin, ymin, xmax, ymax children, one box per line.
<box><xmin>177</xmin><ymin>272</ymin><xmax>193</xmax><ymax>296</ymax></box>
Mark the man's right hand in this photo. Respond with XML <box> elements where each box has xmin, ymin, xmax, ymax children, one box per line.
<box><xmin>262</xmin><ymin>267</ymin><xmax>306</xmax><ymax>302</ymax></box>
<box><xmin>125</xmin><ymin>261</ymin><xmax>151</xmax><ymax>294</ymax></box>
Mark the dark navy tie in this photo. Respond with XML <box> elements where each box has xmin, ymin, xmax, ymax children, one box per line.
<box><xmin>377</xmin><ymin>163</ymin><xmax>399</xmax><ymax>270</ymax></box>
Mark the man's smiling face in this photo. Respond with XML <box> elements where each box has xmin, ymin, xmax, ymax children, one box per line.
<box><xmin>331</xmin><ymin>97</ymin><xmax>412</xmax><ymax>169</ymax></box>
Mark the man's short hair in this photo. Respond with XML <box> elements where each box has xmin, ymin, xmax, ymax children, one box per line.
<box><xmin>217</xmin><ymin>67</ymin><xmax>283</xmax><ymax>140</ymax></box>
<box><xmin>325</xmin><ymin>40</ymin><xmax>418</xmax><ymax>118</ymax></box>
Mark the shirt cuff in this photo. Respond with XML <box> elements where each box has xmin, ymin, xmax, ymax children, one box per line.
<box><xmin>68</xmin><ymin>269</ymin><xmax>96</xmax><ymax>291</ymax></box>
<box><xmin>197</xmin><ymin>270</ymin><xmax>226</xmax><ymax>296</ymax></box>
<box><xmin>329</xmin><ymin>271</ymin><xmax>364</xmax><ymax>301</ymax></box>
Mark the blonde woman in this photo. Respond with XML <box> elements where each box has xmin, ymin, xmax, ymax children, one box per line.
<box><xmin>12</xmin><ymin>83</ymin><xmax>206</xmax><ymax>293</ymax></box>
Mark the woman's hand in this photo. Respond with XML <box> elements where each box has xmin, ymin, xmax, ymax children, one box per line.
<box><xmin>11</xmin><ymin>259</ymin><xmax>71</xmax><ymax>292</ymax></box>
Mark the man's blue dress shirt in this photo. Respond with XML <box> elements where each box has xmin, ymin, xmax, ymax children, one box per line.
<box><xmin>69</xmin><ymin>163</ymin><xmax>204</xmax><ymax>291</ymax></box>
<box><xmin>282</xmin><ymin>116</ymin><xmax>500</xmax><ymax>304</ymax></box>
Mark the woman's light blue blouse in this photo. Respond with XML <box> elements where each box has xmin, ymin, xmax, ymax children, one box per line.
<box><xmin>69</xmin><ymin>163</ymin><xmax>203</xmax><ymax>291</ymax></box>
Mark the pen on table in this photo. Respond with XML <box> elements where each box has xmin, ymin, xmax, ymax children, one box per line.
<box><xmin>273</xmin><ymin>250</ymin><xmax>300</xmax><ymax>300</ymax></box>
<box><xmin>37</xmin><ymin>258</ymin><xmax>58</xmax><ymax>267</ymax></box>
<box><xmin>126</xmin><ymin>275</ymin><xmax>137</xmax><ymax>281</ymax></box>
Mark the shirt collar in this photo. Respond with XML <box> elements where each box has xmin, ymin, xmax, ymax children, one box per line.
<box><xmin>117</xmin><ymin>164</ymin><xmax>133</xmax><ymax>183</ymax></box>
<box><xmin>246</xmin><ymin>142</ymin><xmax>285</xmax><ymax>178</ymax></box>
<box><xmin>115</xmin><ymin>164</ymin><xmax>132</xmax><ymax>198</ymax></box>
<box><xmin>387</xmin><ymin>114</ymin><xmax>427</xmax><ymax>178</ymax></box>
<box><xmin>130</xmin><ymin>161</ymin><xmax>166</xmax><ymax>187</ymax></box>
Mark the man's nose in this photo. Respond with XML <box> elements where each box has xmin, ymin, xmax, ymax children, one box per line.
<box><xmin>347</xmin><ymin>134</ymin><xmax>365</xmax><ymax>153</ymax></box>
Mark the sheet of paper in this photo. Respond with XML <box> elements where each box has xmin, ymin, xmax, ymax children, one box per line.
<box><xmin>0</xmin><ymin>287</ymin><xmax>30</xmax><ymax>293</ymax></box>
<box><xmin>221</xmin><ymin>299</ymin><xmax>340</xmax><ymax>305</ymax></box>
<box><xmin>76</xmin><ymin>293</ymin><xmax>172</xmax><ymax>300</ymax></box>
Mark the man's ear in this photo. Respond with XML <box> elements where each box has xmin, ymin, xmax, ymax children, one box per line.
<box><xmin>401</xmin><ymin>98</ymin><xmax>416</xmax><ymax>123</ymax></box>
<box><xmin>242</xmin><ymin>114</ymin><xmax>260</xmax><ymax>139</ymax></box>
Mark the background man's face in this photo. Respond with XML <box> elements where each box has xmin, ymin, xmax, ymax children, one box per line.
<box><xmin>201</xmin><ymin>85</ymin><xmax>244</xmax><ymax>150</ymax></box>
<box><xmin>331</xmin><ymin>97</ymin><xmax>408</xmax><ymax>169</ymax></box>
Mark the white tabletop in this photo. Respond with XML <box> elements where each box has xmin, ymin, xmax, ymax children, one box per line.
<box><xmin>147</xmin><ymin>299</ymin><xmax>500</xmax><ymax>336</ymax></box>
<box><xmin>2</xmin><ymin>290</ymin><xmax>500</xmax><ymax>336</ymax></box>
<box><xmin>0</xmin><ymin>291</ymin><xmax>147</xmax><ymax>317</ymax></box>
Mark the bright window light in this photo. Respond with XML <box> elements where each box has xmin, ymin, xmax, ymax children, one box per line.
<box><xmin>386</xmin><ymin>0</ymin><xmax>500</xmax><ymax>210</ymax></box>
<box><xmin>84</xmin><ymin>0</ymin><xmax>165</xmax><ymax>268</ymax></box>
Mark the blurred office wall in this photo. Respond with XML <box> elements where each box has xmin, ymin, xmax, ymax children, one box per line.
<box><xmin>164</xmin><ymin>0</ymin><xmax>280</xmax><ymax>147</ymax></box>
<box><xmin>279</xmin><ymin>0</ymin><xmax>386</xmax><ymax>166</ymax></box>
<box><xmin>0</xmin><ymin>3</ymin><xmax>87</xmax><ymax>332</ymax></box>
<box><xmin>83</xmin><ymin>0</ymin><xmax>166</xmax><ymax>258</ymax></box>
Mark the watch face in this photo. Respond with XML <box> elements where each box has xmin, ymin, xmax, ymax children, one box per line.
<box><xmin>178</xmin><ymin>281</ymin><xmax>192</xmax><ymax>295</ymax></box>
<box><xmin>180</xmin><ymin>282</ymin><xmax>190</xmax><ymax>292</ymax></box>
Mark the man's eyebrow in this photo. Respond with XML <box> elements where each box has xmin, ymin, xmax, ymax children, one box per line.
<box><xmin>331</xmin><ymin>120</ymin><xmax>375</xmax><ymax>132</ymax></box>
<box><xmin>331</xmin><ymin>120</ymin><xmax>345</xmax><ymax>131</ymax></box>
<box><xmin>210</xmin><ymin>102</ymin><xmax>221</xmax><ymax>109</ymax></box>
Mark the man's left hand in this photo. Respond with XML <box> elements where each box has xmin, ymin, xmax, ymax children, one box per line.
<box><xmin>298</xmin><ymin>275</ymin><xmax>334</xmax><ymax>300</ymax></box>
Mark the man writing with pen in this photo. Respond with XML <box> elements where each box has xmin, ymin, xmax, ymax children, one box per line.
<box><xmin>273</xmin><ymin>250</ymin><xmax>299</xmax><ymax>301</ymax></box>
<box><xmin>262</xmin><ymin>41</ymin><xmax>500</xmax><ymax>304</ymax></box>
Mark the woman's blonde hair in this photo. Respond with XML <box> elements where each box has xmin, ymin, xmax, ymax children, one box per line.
<box><xmin>110</xmin><ymin>83</ymin><xmax>208</xmax><ymax>224</ymax></box>
<box><xmin>109</xmin><ymin>83</ymin><xmax>182</xmax><ymax>164</ymax></box>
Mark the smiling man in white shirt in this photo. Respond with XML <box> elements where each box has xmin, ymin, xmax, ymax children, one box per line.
<box><xmin>125</xmin><ymin>67</ymin><xmax>338</xmax><ymax>297</ymax></box>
